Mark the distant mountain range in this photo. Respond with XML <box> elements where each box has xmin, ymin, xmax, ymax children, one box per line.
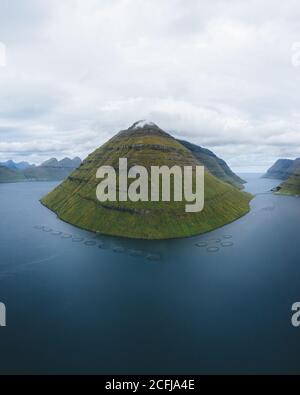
<box><xmin>0</xmin><ymin>157</ymin><xmax>81</xmax><ymax>182</ymax></box>
<box><xmin>0</xmin><ymin>160</ymin><xmax>34</xmax><ymax>171</ymax></box>
<box><xmin>264</xmin><ymin>158</ymin><xmax>300</xmax><ymax>196</ymax></box>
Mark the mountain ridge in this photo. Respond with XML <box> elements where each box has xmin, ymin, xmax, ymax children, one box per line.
<box><xmin>0</xmin><ymin>157</ymin><xmax>82</xmax><ymax>182</ymax></box>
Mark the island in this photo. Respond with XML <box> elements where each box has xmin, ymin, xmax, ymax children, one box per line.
<box><xmin>41</xmin><ymin>121</ymin><xmax>252</xmax><ymax>239</ymax></box>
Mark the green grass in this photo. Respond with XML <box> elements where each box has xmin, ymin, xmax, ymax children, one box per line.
<box><xmin>41</xmin><ymin>124</ymin><xmax>252</xmax><ymax>239</ymax></box>
<box><xmin>277</xmin><ymin>168</ymin><xmax>300</xmax><ymax>196</ymax></box>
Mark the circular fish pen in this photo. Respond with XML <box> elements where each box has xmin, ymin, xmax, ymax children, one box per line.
<box><xmin>61</xmin><ymin>233</ymin><xmax>72</xmax><ymax>239</ymax></box>
<box><xmin>129</xmin><ymin>249</ymin><xmax>143</xmax><ymax>257</ymax></box>
<box><xmin>51</xmin><ymin>231</ymin><xmax>62</xmax><ymax>236</ymax></box>
<box><xmin>221</xmin><ymin>241</ymin><xmax>234</xmax><ymax>247</ymax></box>
<box><xmin>72</xmin><ymin>237</ymin><xmax>84</xmax><ymax>242</ymax></box>
<box><xmin>84</xmin><ymin>240</ymin><xmax>97</xmax><ymax>246</ymax></box>
<box><xmin>42</xmin><ymin>227</ymin><xmax>52</xmax><ymax>233</ymax></box>
<box><xmin>195</xmin><ymin>241</ymin><xmax>208</xmax><ymax>248</ymax></box>
<box><xmin>206</xmin><ymin>246</ymin><xmax>219</xmax><ymax>253</ymax></box>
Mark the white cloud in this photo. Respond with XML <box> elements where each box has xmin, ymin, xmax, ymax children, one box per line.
<box><xmin>0</xmin><ymin>0</ymin><xmax>300</xmax><ymax>171</ymax></box>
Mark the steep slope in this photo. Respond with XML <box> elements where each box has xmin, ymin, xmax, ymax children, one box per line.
<box><xmin>23</xmin><ymin>157</ymin><xmax>81</xmax><ymax>181</ymax></box>
<box><xmin>263</xmin><ymin>158</ymin><xmax>300</xmax><ymax>180</ymax></box>
<box><xmin>41</xmin><ymin>122</ymin><xmax>252</xmax><ymax>239</ymax></box>
<box><xmin>178</xmin><ymin>139</ymin><xmax>245</xmax><ymax>189</ymax></box>
<box><xmin>277</xmin><ymin>162</ymin><xmax>300</xmax><ymax>196</ymax></box>
<box><xmin>0</xmin><ymin>166</ymin><xmax>25</xmax><ymax>182</ymax></box>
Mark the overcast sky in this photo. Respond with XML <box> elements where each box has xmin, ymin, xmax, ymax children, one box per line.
<box><xmin>1</xmin><ymin>0</ymin><xmax>300</xmax><ymax>171</ymax></box>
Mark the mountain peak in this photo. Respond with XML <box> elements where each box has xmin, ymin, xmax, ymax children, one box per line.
<box><xmin>130</xmin><ymin>120</ymin><xmax>158</xmax><ymax>129</ymax></box>
<box><xmin>41</xmin><ymin>158</ymin><xmax>59</xmax><ymax>167</ymax></box>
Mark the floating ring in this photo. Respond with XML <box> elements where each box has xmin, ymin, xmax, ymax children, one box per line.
<box><xmin>42</xmin><ymin>227</ymin><xmax>52</xmax><ymax>232</ymax></box>
<box><xmin>84</xmin><ymin>240</ymin><xmax>97</xmax><ymax>246</ymax></box>
<box><xmin>51</xmin><ymin>231</ymin><xmax>62</xmax><ymax>236</ymax></box>
<box><xmin>72</xmin><ymin>237</ymin><xmax>84</xmax><ymax>242</ymax></box>
<box><xmin>221</xmin><ymin>241</ymin><xmax>234</xmax><ymax>247</ymax></box>
<box><xmin>195</xmin><ymin>241</ymin><xmax>208</xmax><ymax>247</ymax></box>
<box><xmin>61</xmin><ymin>233</ymin><xmax>72</xmax><ymax>239</ymax></box>
<box><xmin>208</xmin><ymin>238</ymin><xmax>221</xmax><ymax>243</ymax></box>
<box><xmin>207</xmin><ymin>246</ymin><xmax>219</xmax><ymax>253</ymax></box>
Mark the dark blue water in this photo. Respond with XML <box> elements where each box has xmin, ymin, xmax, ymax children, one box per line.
<box><xmin>0</xmin><ymin>174</ymin><xmax>300</xmax><ymax>374</ymax></box>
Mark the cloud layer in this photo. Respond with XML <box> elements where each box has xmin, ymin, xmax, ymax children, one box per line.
<box><xmin>1</xmin><ymin>0</ymin><xmax>300</xmax><ymax>171</ymax></box>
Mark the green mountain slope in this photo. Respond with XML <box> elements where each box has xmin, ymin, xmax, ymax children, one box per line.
<box><xmin>277</xmin><ymin>163</ymin><xmax>300</xmax><ymax>196</ymax></box>
<box><xmin>178</xmin><ymin>139</ymin><xmax>245</xmax><ymax>189</ymax></box>
<box><xmin>41</xmin><ymin>122</ymin><xmax>252</xmax><ymax>239</ymax></box>
<box><xmin>0</xmin><ymin>166</ymin><xmax>25</xmax><ymax>182</ymax></box>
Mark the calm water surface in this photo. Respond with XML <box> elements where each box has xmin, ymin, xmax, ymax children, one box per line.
<box><xmin>0</xmin><ymin>174</ymin><xmax>300</xmax><ymax>374</ymax></box>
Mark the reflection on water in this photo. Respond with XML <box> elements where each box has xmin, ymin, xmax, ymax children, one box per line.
<box><xmin>0</xmin><ymin>174</ymin><xmax>300</xmax><ymax>374</ymax></box>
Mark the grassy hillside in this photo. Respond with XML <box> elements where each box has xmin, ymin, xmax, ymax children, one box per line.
<box><xmin>277</xmin><ymin>165</ymin><xmax>300</xmax><ymax>196</ymax></box>
<box><xmin>41</xmin><ymin>122</ymin><xmax>252</xmax><ymax>239</ymax></box>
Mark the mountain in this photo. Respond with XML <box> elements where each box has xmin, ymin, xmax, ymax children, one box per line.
<box><xmin>276</xmin><ymin>162</ymin><xmax>300</xmax><ymax>196</ymax></box>
<box><xmin>0</xmin><ymin>160</ymin><xmax>34</xmax><ymax>171</ymax></box>
<box><xmin>263</xmin><ymin>158</ymin><xmax>300</xmax><ymax>180</ymax></box>
<box><xmin>264</xmin><ymin>157</ymin><xmax>300</xmax><ymax>196</ymax></box>
<box><xmin>41</xmin><ymin>121</ymin><xmax>252</xmax><ymax>239</ymax></box>
<box><xmin>59</xmin><ymin>157</ymin><xmax>81</xmax><ymax>168</ymax></box>
<box><xmin>177</xmin><ymin>139</ymin><xmax>246</xmax><ymax>189</ymax></box>
<box><xmin>0</xmin><ymin>166</ymin><xmax>25</xmax><ymax>182</ymax></box>
<box><xmin>23</xmin><ymin>157</ymin><xmax>82</xmax><ymax>181</ymax></box>
<box><xmin>0</xmin><ymin>157</ymin><xmax>81</xmax><ymax>182</ymax></box>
